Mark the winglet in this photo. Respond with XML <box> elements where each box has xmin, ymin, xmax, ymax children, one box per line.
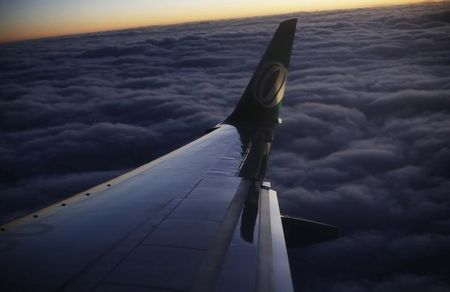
<box><xmin>225</xmin><ymin>19</ymin><xmax>297</xmax><ymax>127</ymax></box>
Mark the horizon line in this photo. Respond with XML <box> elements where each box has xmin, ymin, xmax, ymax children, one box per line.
<box><xmin>0</xmin><ymin>1</ymin><xmax>444</xmax><ymax>45</ymax></box>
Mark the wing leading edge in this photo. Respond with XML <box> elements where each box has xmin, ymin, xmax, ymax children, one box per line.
<box><xmin>0</xmin><ymin>19</ymin><xmax>330</xmax><ymax>292</ymax></box>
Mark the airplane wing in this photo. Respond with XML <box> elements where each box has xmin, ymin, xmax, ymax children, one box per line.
<box><xmin>0</xmin><ymin>19</ymin><xmax>334</xmax><ymax>292</ymax></box>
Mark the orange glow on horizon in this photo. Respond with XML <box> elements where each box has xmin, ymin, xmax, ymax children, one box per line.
<box><xmin>0</xmin><ymin>0</ymin><xmax>443</xmax><ymax>43</ymax></box>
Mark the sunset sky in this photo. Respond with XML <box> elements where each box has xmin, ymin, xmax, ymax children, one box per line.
<box><xmin>0</xmin><ymin>0</ymin><xmax>436</xmax><ymax>43</ymax></box>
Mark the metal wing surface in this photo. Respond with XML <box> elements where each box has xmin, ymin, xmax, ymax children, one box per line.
<box><xmin>0</xmin><ymin>19</ymin><xmax>298</xmax><ymax>292</ymax></box>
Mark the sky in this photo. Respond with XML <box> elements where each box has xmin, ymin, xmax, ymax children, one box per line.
<box><xmin>1</xmin><ymin>1</ymin><xmax>450</xmax><ymax>291</ymax></box>
<box><xmin>0</xmin><ymin>0</ymin><xmax>437</xmax><ymax>43</ymax></box>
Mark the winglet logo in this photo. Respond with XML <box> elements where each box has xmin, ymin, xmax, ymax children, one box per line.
<box><xmin>252</xmin><ymin>62</ymin><xmax>287</xmax><ymax>108</ymax></box>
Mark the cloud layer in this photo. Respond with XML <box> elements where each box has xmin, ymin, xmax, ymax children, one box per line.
<box><xmin>1</xmin><ymin>2</ymin><xmax>449</xmax><ymax>291</ymax></box>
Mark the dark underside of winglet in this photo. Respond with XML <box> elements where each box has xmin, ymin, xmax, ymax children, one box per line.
<box><xmin>225</xmin><ymin>18</ymin><xmax>297</xmax><ymax>127</ymax></box>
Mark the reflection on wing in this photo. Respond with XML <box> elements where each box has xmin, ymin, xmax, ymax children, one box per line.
<box><xmin>0</xmin><ymin>19</ymin><xmax>334</xmax><ymax>292</ymax></box>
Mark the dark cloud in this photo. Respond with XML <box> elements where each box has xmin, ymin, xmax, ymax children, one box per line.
<box><xmin>267</xmin><ymin>3</ymin><xmax>450</xmax><ymax>291</ymax></box>
<box><xmin>79</xmin><ymin>45</ymin><xmax>148</xmax><ymax>58</ymax></box>
<box><xmin>1</xmin><ymin>2</ymin><xmax>450</xmax><ymax>291</ymax></box>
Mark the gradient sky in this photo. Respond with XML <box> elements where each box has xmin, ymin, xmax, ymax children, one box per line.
<box><xmin>0</xmin><ymin>0</ymin><xmax>438</xmax><ymax>42</ymax></box>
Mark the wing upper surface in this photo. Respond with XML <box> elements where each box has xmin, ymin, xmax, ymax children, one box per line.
<box><xmin>1</xmin><ymin>126</ymin><xmax>245</xmax><ymax>291</ymax></box>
